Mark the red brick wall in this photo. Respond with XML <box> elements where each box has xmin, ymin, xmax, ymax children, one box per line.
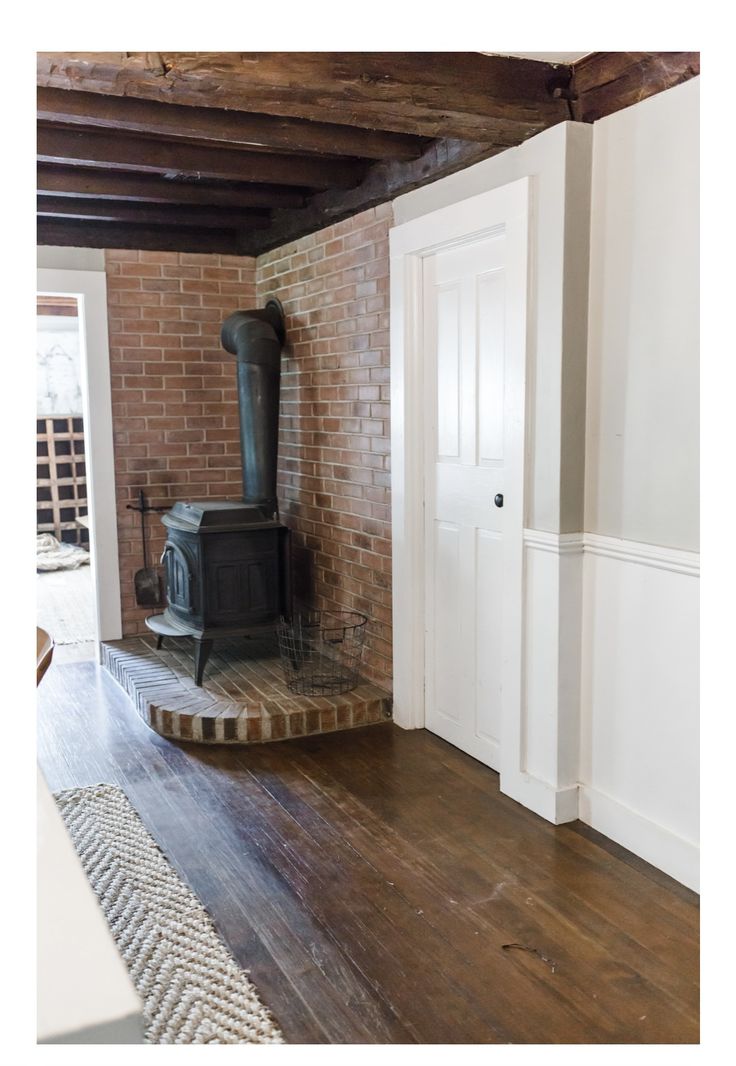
<box><xmin>256</xmin><ymin>204</ymin><xmax>392</xmax><ymax>687</ymax></box>
<box><xmin>106</xmin><ymin>204</ymin><xmax>393</xmax><ymax>689</ymax></box>
<box><xmin>105</xmin><ymin>249</ymin><xmax>257</xmax><ymax>636</ymax></box>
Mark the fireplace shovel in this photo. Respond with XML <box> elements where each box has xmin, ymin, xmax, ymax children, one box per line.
<box><xmin>130</xmin><ymin>490</ymin><xmax>163</xmax><ymax>607</ymax></box>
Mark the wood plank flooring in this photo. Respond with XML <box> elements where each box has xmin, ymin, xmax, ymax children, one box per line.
<box><xmin>37</xmin><ymin>659</ymin><xmax>699</xmax><ymax>1044</ymax></box>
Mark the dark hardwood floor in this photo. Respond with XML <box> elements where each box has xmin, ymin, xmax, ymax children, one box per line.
<box><xmin>37</xmin><ymin>658</ymin><xmax>699</xmax><ymax>1044</ymax></box>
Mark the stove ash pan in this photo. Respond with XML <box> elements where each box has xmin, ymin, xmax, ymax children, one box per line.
<box><xmin>160</xmin><ymin>501</ymin><xmax>291</xmax><ymax>636</ymax></box>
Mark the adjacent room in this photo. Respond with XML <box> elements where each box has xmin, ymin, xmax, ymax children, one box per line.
<box><xmin>36</xmin><ymin>293</ymin><xmax>97</xmax><ymax>655</ymax></box>
<box><xmin>35</xmin><ymin>50</ymin><xmax>700</xmax><ymax>1047</ymax></box>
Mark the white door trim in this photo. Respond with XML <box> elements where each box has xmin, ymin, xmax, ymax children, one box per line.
<box><xmin>38</xmin><ymin>267</ymin><xmax>123</xmax><ymax>645</ymax></box>
<box><xmin>389</xmin><ymin>178</ymin><xmax>531</xmax><ymax>757</ymax></box>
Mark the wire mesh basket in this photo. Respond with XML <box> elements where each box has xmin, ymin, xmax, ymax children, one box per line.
<box><xmin>277</xmin><ymin>609</ymin><xmax>368</xmax><ymax>695</ymax></box>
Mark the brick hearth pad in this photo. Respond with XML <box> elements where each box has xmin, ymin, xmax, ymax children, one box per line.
<box><xmin>102</xmin><ymin>635</ymin><xmax>392</xmax><ymax>745</ymax></box>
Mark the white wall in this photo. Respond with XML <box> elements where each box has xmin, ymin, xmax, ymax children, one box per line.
<box><xmin>580</xmin><ymin>78</ymin><xmax>700</xmax><ymax>891</ymax></box>
<box><xmin>37</xmin><ymin>246</ymin><xmax>105</xmax><ymax>272</ymax></box>
<box><xmin>579</xmin><ymin>542</ymin><xmax>699</xmax><ymax>889</ymax></box>
<box><xmin>394</xmin><ymin>120</ymin><xmax>593</xmax><ymax>536</ymax></box>
<box><xmin>584</xmin><ymin>79</ymin><xmax>699</xmax><ymax>552</ymax></box>
<box><xmin>393</xmin><ymin>84</ymin><xmax>700</xmax><ymax>890</ymax></box>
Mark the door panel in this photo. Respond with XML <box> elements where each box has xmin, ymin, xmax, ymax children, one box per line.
<box><xmin>475</xmin><ymin>528</ymin><xmax>503</xmax><ymax>757</ymax></box>
<box><xmin>424</xmin><ymin>230</ymin><xmax>511</xmax><ymax>771</ymax></box>
<box><xmin>435</xmin><ymin>285</ymin><xmax>461</xmax><ymax>458</ymax></box>
<box><xmin>432</xmin><ymin>521</ymin><xmax>464</xmax><ymax>727</ymax></box>
<box><xmin>477</xmin><ymin>270</ymin><xmax>506</xmax><ymax>465</ymax></box>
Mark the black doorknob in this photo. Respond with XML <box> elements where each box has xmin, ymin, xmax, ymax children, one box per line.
<box><xmin>494</xmin><ymin>494</ymin><xmax>504</xmax><ymax>508</ymax></box>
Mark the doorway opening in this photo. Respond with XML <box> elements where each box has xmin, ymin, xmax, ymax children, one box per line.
<box><xmin>390</xmin><ymin>177</ymin><xmax>529</xmax><ymax>793</ymax></box>
<box><xmin>36</xmin><ymin>293</ymin><xmax>96</xmax><ymax>661</ymax></box>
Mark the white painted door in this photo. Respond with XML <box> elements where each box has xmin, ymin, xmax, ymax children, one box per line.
<box><xmin>423</xmin><ymin>222</ymin><xmax>525</xmax><ymax>770</ymax></box>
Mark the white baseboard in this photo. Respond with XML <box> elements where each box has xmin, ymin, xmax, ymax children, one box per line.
<box><xmin>501</xmin><ymin>772</ymin><xmax>579</xmax><ymax>825</ymax></box>
<box><xmin>579</xmin><ymin>785</ymin><xmax>699</xmax><ymax>892</ymax></box>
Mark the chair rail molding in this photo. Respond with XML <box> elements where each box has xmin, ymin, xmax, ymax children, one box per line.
<box><xmin>583</xmin><ymin>532</ymin><xmax>700</xmax><ymax>576</ymax></box>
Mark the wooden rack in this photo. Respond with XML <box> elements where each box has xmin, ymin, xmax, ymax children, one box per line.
<box><xmin>36</xmin><ymin>416</ymin><xmax>88</xmax><ymax>545</ymax></box>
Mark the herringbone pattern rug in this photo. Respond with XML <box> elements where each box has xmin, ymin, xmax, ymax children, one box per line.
<box><xmin>54</xmin><ymin>784</ymin><xmax>284</xmax><ymax>1044</ymax></box>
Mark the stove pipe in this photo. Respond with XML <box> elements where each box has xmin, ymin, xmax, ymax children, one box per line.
<box><xmin>220</xmin><ymin>299</ymin><xmax>286</xmax><ymax>520</ymax></box>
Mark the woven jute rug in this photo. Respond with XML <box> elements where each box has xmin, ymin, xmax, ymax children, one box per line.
<box><xmin>54</xmin><ymin>784</ymin><xmax>284</xmax><ymax>1044</ymax></box>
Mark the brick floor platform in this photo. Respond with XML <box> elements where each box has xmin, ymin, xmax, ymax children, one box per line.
<box><xmin>102</xmin><ymin>635</ymin><xmax>392</xmax><ymax>745</ymax></box>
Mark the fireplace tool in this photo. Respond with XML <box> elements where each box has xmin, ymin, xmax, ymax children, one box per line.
<box><xmin>128</xmin><ymin>489</ymin><xmax>164</xmax><ymax>607</ymax></box>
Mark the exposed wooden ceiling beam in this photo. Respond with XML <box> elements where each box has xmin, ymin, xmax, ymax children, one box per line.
<box><xmin>255</xmin><ymin>138</ymin><xmax>499</xmax><ymax>254</ymax></box>
<box><xmin>37</xmin><ymin>218</ymin><xmax>253</xmax><ymax>255</ymax></box>
<box><xmin>37</xmin><ymin>195</ymin><xmax>270</xmax><ymax>230</ymax></box>
<box><xmin>572</xmin><ymin>51</ymin><xmax>700</xmax><ymax>122</ymax></box>
<box><xmin>37</xmin><ymin>165</ymin><xmax>306</xmax><ymax>209</ymax></box>
<box><xmin>250</xmin><ymin>50</ymin><xmax>701</xmax><ymax>252</ymax></box>
<box><xmin>37</xmin><ymin>52</ymin><xmax>570</xmax><ymax>140</ymax></box>
<box><xmin>36</xmin><ymin>52</ymin><xmax>700</xmax><ymax>257</ymax></box>
<box><xmin>37</xmin><ymin>86</ymin><xmax>427</xmax><ymax>161</ymax></box>
<box><xmin>37</xmin><ymin>126</ymin><xmax>368</xmax><ymax>189</ymax></box>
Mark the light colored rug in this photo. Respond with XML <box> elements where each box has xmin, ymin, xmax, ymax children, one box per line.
<box><xmin>54</xmin><ymin>784</ymin><xmax>284</xmax><ymax>1044</ymax></box>
<box><xmin>37</xmin><ymin>532</ymin><xmax>90</xmax><ymax>571</ymax></box>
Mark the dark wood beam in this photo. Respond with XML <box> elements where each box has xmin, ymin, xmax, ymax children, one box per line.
<box><xmin>37</xmin><ymin>52</ymin><xmax>570</xmax><ymax>140</ymax></box>
<box><xmin>35</xmin><ymin>53</ymin><xmax>699</xmax><ymax>258</ymax></box>
<box><xmin>253</xmin><ymin>137</ymin><xmax>500</xmax><ymax>254</ymax></box>
<box><xmin>37</xmin><ymin>126</ymin><xmax>369</xmax><ymax>189</ymax></box>
<box><xmin>37</xmin><ymin>86</ymin><xmax>427</xmax><ymax>161</ymax></box>
<box><xmin>37</xmin><ymin>195</ymin><xmax>270</xmax><ymax>230</ymax></box>
<box><xmin>571</xmin><ymin>52</ymin><xmax>699</xmax><ymax>123</ymax></box>
<box><xmin>37</xmin><ymin>165</ymin><xmax>306</xmax><ymax>209</ymax></box>
<box><xmin>37</xmin><ymin>218</ymin><xmax>252</xmax><ymax>256</ymax></box>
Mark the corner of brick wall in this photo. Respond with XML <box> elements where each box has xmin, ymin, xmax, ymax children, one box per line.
<box><xmin>105</xmin><ymin>249</ymin><xmax>257</xmax><ymax>636</ymax></box>
<box><xmin>106</xmin><ymin>202</ymin><xmax>393</xmax><ymax>690</ymax></box>
<box><xmin>256</xmin><ymin>203</ymin><xmax>393</xmax><ymax>688</ymax></box>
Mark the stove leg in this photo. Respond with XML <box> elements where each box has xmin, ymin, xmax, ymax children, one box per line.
<box><xmin>193</xmin><ymin>639</ymin><xmax>213</xmax><ymax>686</ymax></box>
<box><xmin>156</xmin><ymin>634</ymin><xmax>164</xmax><ymax>650</ymax></box>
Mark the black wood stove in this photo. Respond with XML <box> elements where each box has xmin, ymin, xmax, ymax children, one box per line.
<box><xmin>146</xmin><ymin>299</ymin><xmax>291</xmax><ymax>684</ymax></box>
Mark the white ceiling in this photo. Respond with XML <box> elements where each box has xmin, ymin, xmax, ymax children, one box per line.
<box><xmin>482</xmin><ymin>52</ymin><xmax>592</xmax><ymax>63</ymax></box>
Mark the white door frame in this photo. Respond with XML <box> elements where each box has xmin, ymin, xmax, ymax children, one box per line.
<box><xmin>38</xmin><ymin>267</ymin><xmax>123</xmax><ymax>645</ymax></box>
<box><xmin>389</xmin><ymin>178</ymin><xmax>530</xmax><ymax>782</ymax></box>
